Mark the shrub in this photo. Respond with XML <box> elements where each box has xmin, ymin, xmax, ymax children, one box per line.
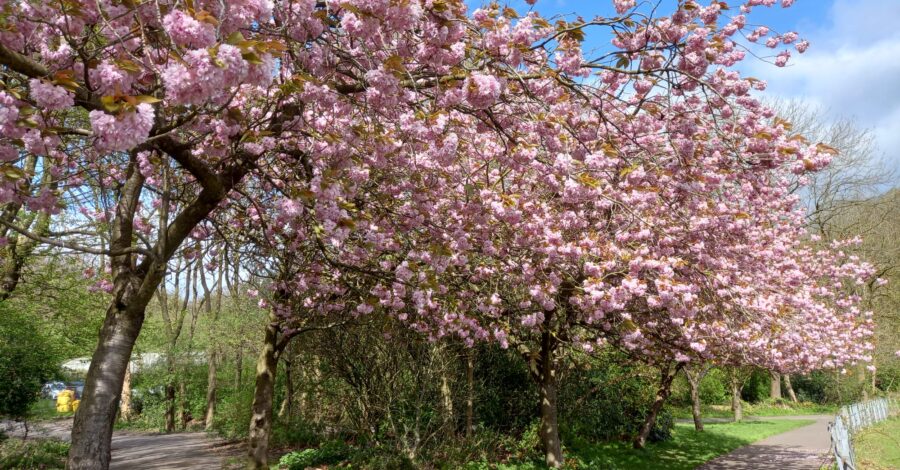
<box><xmin>277</xmin><ymin>440</ymin><xmax>349</xmax><ymax>469</ymax></box>
<box><xmin>0</xmin><ymin>438</ymin><xmax>69</xmax><ymax>469</ymax></box>
<box><xmin>0</xmin><ymin>309</ymin><xmax>62</xmax><ymax>421</ymax></box>
<box><xmin>741</xmin><ymin>369</ymin><xmax>771</xmax><ymax>403</ymax></box>
<box><xmin>474</xmin><ymin>345</ymin><xmax>538</xmax><ymax>435</ymax></box>
<box><xmin>559</xmin><ymin>351</ymin><xmax>675</xmax><ymax>444</ymax></box>
<box><xmin>698</xmin><ymin>369</ymin><xmax>730</xmax><ymax>405</ymax></box>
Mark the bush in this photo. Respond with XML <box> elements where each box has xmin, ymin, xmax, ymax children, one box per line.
<box><xmin>559</xmin><ymin>351</ymin><xmax>674</xmax><ymax>444</ymax></box>
<box><xmin>0</xmin><ymin>438</ymin><xmax>69</xmax><ymax>469</ymax></box>
<box><xmin>742</xmin><ymin>369</ymin><xmax>771</xmax><ymax>403</ymax></box>
<box><xmin>791</xmin><ymin>370</ymin><xmax>866</xmax><ymax>405</ymax></box>
<box><xmin>277</xmin><ymin>440</ymin><xmax>349</xmax><ymax>469</ymax></box>
<box><xmin>0</xmin><ymin>309</ymin><xmax>62</xmax><ymax>421</ymax></box>
<box><xmin>698</xmin><ymin>369</ymin><xmax>730</xmax><ymax>404</ymax></box>
<box><xmin>346</xmin><ymin>445</ymin><xmax>416</xmax><ymax>470</ymax></box>
<box><xmin>474</xmin><ymin>345</ymin><xmax>538</xmax><ymax>435</ymax></box>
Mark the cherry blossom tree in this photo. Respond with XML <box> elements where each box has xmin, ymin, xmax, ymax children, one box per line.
<box><xmin>0</xmin><ymin>0</ymin><xmax>877</xmax><ymax>468</ymax></box>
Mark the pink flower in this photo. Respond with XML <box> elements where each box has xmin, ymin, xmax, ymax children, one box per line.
<box><xmin>614</xmin><ymin>0</ymin><xmax>636</xmax><ymax>14</ymax></box>
<box><xmin>163</xmin><ymin>10</ymin><xmax>216</xmax><ymax>48</ymax></box>
<box><xmin>29</xmin><ymin>78</ymin><xmax>73</xmax><ymax>111</ymax></box>
<box><xmin>89</xmin><ymin>103</ymin><xmax>155</xmax><ymax>152</ymax></box>
<box><xmin>464</xmin><ymin>73</ymin><xmax>503</xmax><ymax>109</ymax></box>
<box><xmin>774</xmin><ymin>51</ymin><xmax>790</xmax><ymax>67</ymax></box>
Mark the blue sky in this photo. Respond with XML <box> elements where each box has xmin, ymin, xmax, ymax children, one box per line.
<box><xmin>465</xmin><ymin>0</ymin><xmax>900</xmax><ymax>172</ymax></box>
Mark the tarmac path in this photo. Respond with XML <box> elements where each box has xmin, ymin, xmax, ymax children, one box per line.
<box><xmin>697</xmin><ymin>415</ymin><xmax>834</xmax><ymax>469</ymax></box>
<box><xmin>2</xmin><ymin>418</ymin><xmax>240</xmax><ymax>469</ymax></box>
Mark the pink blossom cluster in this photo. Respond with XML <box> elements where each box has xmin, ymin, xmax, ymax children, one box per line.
<box><xmin>162</xmin><ymin>10</ymin><xmax>216</xmax><ymax>48</ymax></box>
<box><xmin>29</xmin><ymin>79</ymin><xmax>73</xmax><ymax>111</ymax></box>
<box><xmin>89</xmin><ymin>104</ymin><xmax>154</xmax><ymax>152</ymax></box>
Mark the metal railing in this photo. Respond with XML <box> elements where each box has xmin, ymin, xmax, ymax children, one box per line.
<box><xmin>829</xmin><ymin>397</ymin><xmax>897</xmax><ymax>470</ymax></box>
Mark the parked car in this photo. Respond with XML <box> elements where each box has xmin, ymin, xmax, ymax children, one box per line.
<box><xmin>67</xmin><ymin>381</ymin><xmax>85</xmax><ymax>399</ymax></box>
<box><xmin>41</xmin><ymin>381</ymin><xmax>66</xmax><ymax>400</ymax></box>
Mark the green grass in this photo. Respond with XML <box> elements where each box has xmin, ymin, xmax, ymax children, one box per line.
<box><xmin>852</xmin><ymin>417</ymin><xmax>900</xmax><ymax>470</ymax></box>
<box><xmin>28</xmin><ymin>399</ymin><xmax>75</xmax><ymax>421</ymax></box>
<box><xmin>0</xmin><ymin>438</ymin><xmax>69</xmax><ymax>469</ymax></box>
<box><xmin>568</xmin><ymin>420</ymin><xmax>815</xmax><ymax>470</ymax></box>
<box><xmin>463</xmin><ymin>419</ymin><xmax>815</xmax><ymax>469</ymax></box>
<box><xmin>672</xmin><ymin>401</ymin><xmax>836</xmax><ymax>420</ymax></box>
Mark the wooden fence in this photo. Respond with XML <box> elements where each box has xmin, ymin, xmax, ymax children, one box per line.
<box><xmin>829</xmin><ymin>397</ymin><xmax>897</xmax><ymax>470</ymax></box>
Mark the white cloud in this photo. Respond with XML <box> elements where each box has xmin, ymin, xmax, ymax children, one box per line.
<box><xmin>747</xmin><ymin>0</ymin><xmax>900</xmax><ymax>170</ymax></box>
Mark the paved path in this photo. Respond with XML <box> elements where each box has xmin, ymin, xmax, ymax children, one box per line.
<box><xmin>698</xmin><ymin>415</ymin><xmax>834</xmax><ymax>469</ymax></box>
<box><xmin>2</xmin><ymin>418</ymin><xmax>240</xmax><ymax>469</ymax></box>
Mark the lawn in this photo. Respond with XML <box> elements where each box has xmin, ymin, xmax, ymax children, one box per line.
<box><xmin>568</xmin><ymin>420</ymin><xmax>815</xmax><ymax>470</ymax></box>
<box><xmin>672</xmin><ymin>401</ymin><xmax>836</xmax><ymax>420</ymax></box>
<box><xmin>853</xmin><ymin>417</ymin><xmax>900</xmax><ymax>470</ymax></box>
<box><xmin>28</xmin><ymin>399</ymin><xmax>75</xmax><ymax>421</ymax></box>
<box><xmin>463</xmin><ymin>419</ymin><xmax>815</xmax><ymax>469</ymax></box>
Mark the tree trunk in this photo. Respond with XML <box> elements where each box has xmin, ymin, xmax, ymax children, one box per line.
<box><xmin>179</xmin><ymin>380</ymin><xmax>190</xmax><ymax>429</ymax></box>
<box><xmin>685</xmin><ymin>369</ymin><xmax>704</xmax><ymax>432</ymax></box>
<box><xmin>770</xmin><ymin>371</ymin><xmax>782</xmax><ymax>400</ymax></box>
<box><xmin>165</xmin><ymin>380</ymin><xmax>176</xmax><ymax>433</ymax></box>
<box><xmin>66</xmin><ymin>140</ymin><xmax>251</xmax><ymax>469</ymax></box>
<box><xmin>247</xmin><ymin>315</ymin><xmax>285</xmax><ymax>470</ymax></box>
<box><xmin>536</xmin><ymin>324</ymin><xmax>563</xmax><ymax>468</ymax></box>
<box><xmin>66</xmin><ymin>297</ymin><xmax>144</xmax><ymax>469</ymax></box>
<box><xmin>205</xmin><ymin>349</ymin><xmax>217</xmax><ymax>430</ymax></box>
<box><xmin>466</xmin><ymin>349</ymin><xmax>474</xmax><ymax>438</ymax></box>
<box><xmin>435</xmin><ymin>345</ymin><xmax>454</xmax><ymax>433</ymax></box>
<box><xmin>278</xmin><ymin>356</ymin><xmax>294</xmax><ymax>419</ymax></box>
<box><xmin>731</xmin><ymin>377</ymin><xmax>743</xmax><ymax>422</ymax></box>
<box><xmin>783</xmin><ymin>374</ymin><xmax>798</xmax><ymax>403</ymax></box>
<box><xmin>235</xmin><ymin>344</ymin><xmax>243</xmax><ymax>390</ymax></box>
<box><xmin>634</xmin><ymin>364</ymin><xmax>681</xmax><ymax>449</ymax></box>
<box><xmin>120</xmin><ymin>365</ymin><xmax>132</xmax><ymax>421</ymax></box>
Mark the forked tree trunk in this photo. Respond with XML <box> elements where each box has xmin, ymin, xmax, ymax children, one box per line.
<box><xmin>770</xmin><ymin>371</ymin><xmax>782</xmax><ymax>400</ymax></box>
<box><xmin>634</xmin><ymin>363</ymin><xmax>682</xmax><ymax>449</ymax></box>
<box><xmin>66</xmin><ymin>136</ymin><xmax>251</xmax><ymax>469</ymax></box>
<box><xmin>684</xmin><ymin>367</ymin><xmax>705</xmax><ymax>432</ymax></box>
<box><xmin>783</xmin><ymin>374</ymin><xmax>798</xmax><ymax>403</ymax></box>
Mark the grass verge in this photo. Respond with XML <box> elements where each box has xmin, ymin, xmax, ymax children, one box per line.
<box><xmin>0</xmin><ymin>438</ymin><xmax>69</xmax><ymax>469</ymax></box>
<box><xmin>462</xmin><ymin>419</ymin><xmax>815</xmax><ymax>469</ymax></box>
<box><xmin>672</xmin><ymin>401</ymin><xmax>836</xmax><ymax>420</ymax></box>
<box><xmin>853</xmin><ymin>417</ymin><xmax>900</xmax><ymax>470</ymax></box>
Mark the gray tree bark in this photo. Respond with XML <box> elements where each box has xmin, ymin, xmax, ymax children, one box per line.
<box><xmin>731</xmin><ymin>377</ymin><xmax>743</xmax><ymax>422</ymax></box>
<box><xmin>770</xmin><ymin>371</ymin><xmax>782</xmax><ymax>400</ymax></box>
<box><xmin>783</xmin><ymin>374</ymin><xmax>798</xmax><ymax>403</ymax></box>
<box><xmin>634</xmin><ymin>363</ymin><xmax>682</xmax><ymax>449</ymax></box>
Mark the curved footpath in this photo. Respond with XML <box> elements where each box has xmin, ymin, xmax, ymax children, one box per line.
<box><xmin>698</xmin><ymin>415</ymin><xmax>834</xmax><ymax>469</ymax></box>
<box><xmin>2</xmin><ymin>418</ymin><xmax>238</xmax><ymax>469</ymax></box>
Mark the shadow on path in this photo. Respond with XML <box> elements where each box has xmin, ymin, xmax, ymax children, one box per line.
<box><xmin>698</xmin><ymin>415</ymin><xmax>833</xmax><ymax>470</ymax></box>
